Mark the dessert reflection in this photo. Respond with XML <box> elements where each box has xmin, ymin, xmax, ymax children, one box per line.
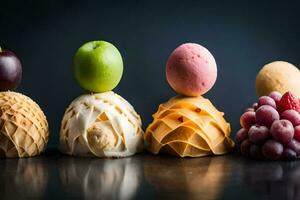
<box><xmin>240</xmin><ymin>160</ymin><xmax>300</xmax><ymax>200</ymax></box>
<box><xmin>0</xmin><ymin>158</ymin><xmax>48</xmax><ymax>199</ymax></box>
<box><xmin>59</xmin><ymin>157</ymin><xmax>142</xmax><ymax>199</ymax></box>
<box><xmin>143</xmin><ymin>155</ymin><xmax>232</xmax><ymax>199</ymax></box>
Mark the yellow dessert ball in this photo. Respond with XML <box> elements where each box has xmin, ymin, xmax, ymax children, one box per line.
<box><xmin>256</xmin><ymin>61</ymin><xmax>300</xmax><ymax>97</ymax></box>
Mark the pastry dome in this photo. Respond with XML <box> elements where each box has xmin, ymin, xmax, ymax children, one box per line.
<box><xmin>0</xmin><ymin>91</ymin><xmax>49</xmax><ymax>158</ymax></box>
<box><xmin>145</xmin><ymin>95</ymin><xmax>234</xmax><ymax>157</ymax></box>
<box><xmin>60</xmin><ymin>91</ymin><xmax>144</xmax><ymax>157</ymax></box>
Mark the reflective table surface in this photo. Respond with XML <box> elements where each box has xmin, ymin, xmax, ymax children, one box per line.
<box><xmin>1</xmin><ymin>148</ymin><xmax>300</xmax><ymax>200</ymax></box>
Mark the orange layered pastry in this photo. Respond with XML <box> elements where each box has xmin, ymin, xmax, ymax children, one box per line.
<box><xmin>145</xmin><ymin>95</ymin><xmax>234</xmax><ymax>157</ymax></box>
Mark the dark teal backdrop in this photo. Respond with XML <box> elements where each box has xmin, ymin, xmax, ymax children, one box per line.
<box><xmin>1</xmin><ymin>0</ymin><xmax>300</xmax><ymax>146</ymax></box>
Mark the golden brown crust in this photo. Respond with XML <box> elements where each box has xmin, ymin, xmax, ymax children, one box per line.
<box><xmin>0</xmin><ymin>91</ymin><xmax>49</xmax><ymax>158</ymax></box>
<box><xmin>145</xmin><ymin>95</ymin><xmax>234</xmax><ymax>157</ymax></box>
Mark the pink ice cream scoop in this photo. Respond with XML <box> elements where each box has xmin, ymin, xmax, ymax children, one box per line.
<box><xmin>166</xmin><ymin>43</ymin><xmax>217</xmax><ymax>96</ymax></box>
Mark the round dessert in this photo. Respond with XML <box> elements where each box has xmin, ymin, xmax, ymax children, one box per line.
<box><xmin>256</xmin><ymin>61</ymin><xmax>300</xmax><ymax>97</ymax></box>
<box><xmin>73</xmin><ymin>41</ymin><xmax>123</xmax><ymax>93</ymax></box>
<box><xmin>0</xmin><ymin>47</ymin><xmax>22</xmax><ymax>91</ymax></box>
<box><xmin>145</xmin><ymin>95</ymin><xmax>234</xmax><ymax>157</ymax></box>
<box><xmin>166</xmin><ymin>43</ymin><xmax>217</xmax><ymax>96</ymax></box>
<box><xmin>59</xmin><ymin>91</ymin><xmax>144</xmax><ymax>157</ymax></box>
<box><xmin>0</xmin><ymin>91</ymin><xmax>49</xmax><ymax>158</ymax></box>
<box><xmin>236</xmin><ymin>91</ymin><xmax>300</xmax><ymax>161</ymax></box>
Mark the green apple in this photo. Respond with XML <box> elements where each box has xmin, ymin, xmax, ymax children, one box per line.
<box><xmin>73</xmin><ymin>41</ymin><xmax>123</xmax><ymax>92</ymax></box>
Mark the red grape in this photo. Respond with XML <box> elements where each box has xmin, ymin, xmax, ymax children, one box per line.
<box><xmin>262</xmin><ymin>140</ymin><xmax>283</xmax><ymax>160</ymax></box>
<box><xmin>294</xmin><ymin>126</ymin><xmax>300</xmax><ymax>141</ymax></box>
<box><xmin>235</xmin><ymin>128</ymin><xmax>248</xmax><ymax>144</ymax></box>
<box><xmin>258</xmin><ymin>96</ymin><xmax>277</xmax><ymax>109</ymax></box>
<box><xmin>0</xmin><ymin>49</ymin><xmax>22</xmax><ymax>91</ymax></box>
<box><xmin>256</xmin><ymin>105</ymin><xmax>279</xmax><ymax>127</ymax></box>
<box><xmin>270</xmin><ymin>120</ymin><xmax>294</xmax><ymax>144</ymax></box>
<box><xmin>252</xmin><ymin>103</ymin><xmax>258</xmax><ymax>111</ymax></box>
<box><xmin>240</xmin><ymin>139</ymin><xmax>251</xmax><ymax>156</ymax></box>
<box><xmin>286</xmin><ymin>139</ymin><xmax>300</xmax><ymax>156</ymax></box>
<box><xmin>240</xmin><ymin>111</ymin><xmax>256</xmax><ymax>129</ymax></box>
<box><xmin>238</xmin><ymin>91</ymin><xmax>300</xmax><ymax>160</ymax></box>
<box><xmin>281</xmin><ymin>109</ymin><xmax>300</xmax><ymax>127</ymax></box>
<box><xmin>269</xmin><ymin>91</ymin><xmax>282</xmax><ymax>104</ymax></box>
<box><xmin>249</xmin><ymin>144</ymin><xmax>262</xmax><ymax>159</ymax></box>
<box><xmin>282</xmin><ymin>148</ymin><xmax>297</xmax><ymax>160</ymax></box>
<box><xmin>248</xmin><ymin>125</ymin><xmax>269</xmax><ymax>144</ymax></box>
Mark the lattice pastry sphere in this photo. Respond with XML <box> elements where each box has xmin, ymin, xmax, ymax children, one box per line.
<box><xmin>145</xmin><ymin>95</ymin><xmax>234</xmax><ymax>157</ymax></box>
<box><xmin>0</xmin><ymin>91</ymin><xmax>49</xmax><ymax>158</ymax></box>
<box><xmin>60</xmin><ymin>91</ymin><xmax>144</xmax><ymax>157</ymax></box>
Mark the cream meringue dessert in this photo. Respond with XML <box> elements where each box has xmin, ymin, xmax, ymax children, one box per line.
<box><xmin>60</xmin><ymin>91</ymin><xmax>144</xmax><ymax>158</ymax></box>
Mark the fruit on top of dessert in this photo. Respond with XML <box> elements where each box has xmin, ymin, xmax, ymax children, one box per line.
<box><xmin>236</xmin><ymin>91</ymin><xmax>300</xmax><ymax>161</ymax></box>
<box><xmin>256</xmin><ymin>61</ymin><xmax>300</xmax><ymax>97</ymax></box>
<box><xmin>59</xmin><ymin>91</ymin><xmax>144</xmax><ymax>157</ymax></box>
<box><xmin>144</xmin><ymin>95</ymin><xmax>234</xmax><ymax>157</ymax></box>
<box><xmin>0</xmin><ymin>47</ymin><xmax>22</xmax><ymax>91</ymax></box>
<box><xmin>166</xmin><ymin>43</ymin><xmax>217</xmax><ymax>96</ymax></box>
<box><xmin>73</xmin><ymin>41</ymin><xmax>123</xmax><ymax>93</ymax></box>
<box><xmin>0</xmin><ymin>91</ymin><xmax>49</xmax><ymax>158</ymax></box>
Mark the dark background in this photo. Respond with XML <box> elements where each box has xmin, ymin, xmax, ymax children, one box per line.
<box><xmin>1</xmin><ymin>0</ymin><xmax>300</xmax><ymax>147</ymax></box>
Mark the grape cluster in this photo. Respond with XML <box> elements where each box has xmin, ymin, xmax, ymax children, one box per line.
<box><xmin>236</xmin><ymin>91</ymin><xmax>300</xmax><ymax>161</ymax></box>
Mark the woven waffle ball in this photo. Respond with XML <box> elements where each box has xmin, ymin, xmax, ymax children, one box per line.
<box><xmin>145</xmin><ymin>95</ymin><xmax>234</xmax><ymax>157</ymax></box>
<box><xmin>0</xmin><ymin>91</ymin><xmax>49</xmax><ymax>158</ymax></box>
<box><xmin>60</xmin><ymin>91</ymin><xmax>144</xmax><ymax>157</ymax></box>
